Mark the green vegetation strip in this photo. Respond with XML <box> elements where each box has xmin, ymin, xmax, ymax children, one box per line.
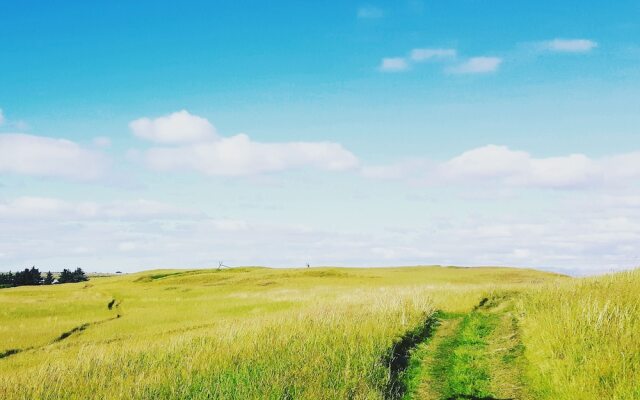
<box><xmin>401</xmin><ymin>312</ymin><xmax>464</xmax><ymax>399</ymax></box>
<box><xmin>386</xmin><ymin>312</ymin><xmax>441</xmax><ymax>399</ymax></box>
<box><xmin>433</xmin><ymin>311</ymin><xmax>499</xmax><ymax>399</ymax></box>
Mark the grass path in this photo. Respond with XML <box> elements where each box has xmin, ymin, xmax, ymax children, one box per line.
<box><xmin>403</xmin><ymin>313</ymin><xmax>464</xmax><ymax>399</ymax></box>
<box><xmin>401</xmin><ymin>295</ymin><xmax>529</xmax><ymax>400</ymax></box>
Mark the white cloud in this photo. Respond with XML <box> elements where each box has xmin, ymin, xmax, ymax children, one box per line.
<box><xmin>102</xmin><ymin>199</ymin><xmax>198</xmax><ymax>219</ymax></box>
<box><xmin>379</xmin><ymin>57</ymin><xmax>409</xmax><ymax>72</ymax></box>
<box><xmin>0</xmin><ymin>197</ymin><xmax>72</xmax><ymax>220</ymax></box>
<box><xmin>601</xmin><ymin>152</ymin><xmax>640</xmax><ymax>179</ymax></box>
<box><xmin>442</xmin><ymin>145</ymin><xmax>530</xmax><ymax>180</ymax></box>
<box><xmin>448</xmin><ymin>57</ymin><xmax>502</xmax><ymax>74</ymax></box>
<box><xmin>0</xmin><ymin>108</ymin><xmax>4</xmax><ymax>125</ymax></box>
<box><xmin>378</xmin><ymin>48</ymin><xmax>457</xmax><ymax>73</ymax></box>
<box><xmin>0</xmin><ymin>197</ymin><xmax>194</xmax><ymax>221</ymax></box>
<box><xmin>364</xmin><ymin>145</ymin><xmax>640</xmax><ymax>190</ymax></box>
<box><xmin>410</xmin><ymin>48</ymin><xmax>457</xmax><ymax>62</ymax></box>
<box><xmin>130</xmin><ymin>110</ymin><xmax>217</xmax><ymax>144</ymax></box>
<box><xmin>3</xmin><ymin>193</ymin><xmax>640</xmax><ymax>274</ymax></box>
<box><xmin>0</xmin><ymin>198</ymin><xmax>363</xmax><ymax>271</ymax></box>
<box><xmin>361</xmin><ymin>159</ymin><xmax>434</xmax><ymax>180</ymax></box>
<box><xmin>512</xmin><ymin>248</ymin><xmax>532</xmax><ymax>259</ymax></box>
<box><xmin>357</xmin><ymin>6</ymin><xmax>383</xmax><ymax>19</ymax></box>
<box><xmin>92</xmin><ymin>136</ymin><xmax>112</xmax><ymax>148</ymax></box>
<box><xmin>132</xmin><ymin>111</ymin><xmax>359</xmax><ymax>176</ymax></box>
<box><xmin>441</xmin><ymin>145</ymin><xmax>607</xmax><ymax>188</ymax></box>
<box><xmin>0</xmin><ymin>134</ymin><xmax>108</xmax><ymax>181</ymax></box>
<box><xmin>540</xmin><ymin>39</ymin><xmax>598</xmax><ymax>53</ymax></box>
<box><xmin>600</xmin><ymin>195</ymin><xmax>640</xmax><ymax>209</ymax></box>
<box><xmin>4</xmin><ymin>187</ymin><xmax>640</xmax><ymax>274</ymax></box>
<box><xmin>371</xmin><ymin>246</ymin><xmax>434</xmax><ymax>260</ymax></box>
<box><xmin>144</xmin><ymin>133</ymin><xmax>358</xmax><ymax>176</ymax></box>
<box><xmin>117</xmin><ymin>242</ymin><xmax>138</xmax><ymax>252</ymax></box>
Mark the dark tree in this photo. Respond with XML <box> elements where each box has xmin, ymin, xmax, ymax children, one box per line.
<box><xmin>13</xmin><ymin>269</ymin><xmax>27</xmax><ymax>285</ymax></box>
<box><xmin>15</xmin><ymin>269</ymin><xmax>28</xmax><ymax>285</ymax></box>
<box><xmin>58</xmin><ymin>269</ymin><xmax>74</xmax><ymax>284</ymax></box>
<box><xmin>1</xmin><ymin>267</ymin><xmax>88</xmax><ymax>287</ymax></box>
<box><xmin>0</xmin><ymin>271</ymin><xmax>14</xmax><ymax>287</ymax></box>
<box><xmin>44</xmin><ymin>271</ymin><xmax>54</xmax><ymax>285</ymax></box>
<box><xmin>30</xmin><ymin>267</ymin><xmax>42</xmax><ymax>285</ymax></box>
<box><xmin>72</xmin><ymin>268</ymin><xmax>88</xmax><ymax>282</ymax></box>
<box><xmin>11</xmin><ymin>267</ymin><xmax>41</xmax><ymax>286</ymax></box>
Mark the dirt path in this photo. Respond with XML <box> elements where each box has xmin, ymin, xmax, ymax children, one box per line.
<box><xmin>401</xmin><ymin>295</ymin><xmax>529</xmax><ymax>400</ymax></box>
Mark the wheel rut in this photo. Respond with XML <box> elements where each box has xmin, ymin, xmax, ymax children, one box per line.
<box><xmin>401</xmin><ymin>294</ymin><xmax>529</xmax><ymax>400</ymax></box>
<box><xmin>0</xmin><ymin>296</ymin><xmax>123</xmax><ymax>360</ymax></box>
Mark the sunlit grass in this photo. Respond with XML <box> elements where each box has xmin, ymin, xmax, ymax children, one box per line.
<box><xmin>0</xmin><ymin>266</ymin><xmax>555</xmax><ymax>399</ymax></box>
<box><xmin>517</xmin><ymin>269</ymin><xmax>640</xmax><ymax>399</ymax></box>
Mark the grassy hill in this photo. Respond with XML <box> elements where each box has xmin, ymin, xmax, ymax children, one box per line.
<box><xmin>0</xmin><ymin>266</ymin><xmax>637</xmax><ymax>399</ymax></box>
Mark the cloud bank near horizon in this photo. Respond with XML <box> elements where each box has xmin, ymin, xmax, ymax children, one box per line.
<box><xmin>1</xmin><ymin>192</ymin><xmax>638</xmax><ymax>276</ymax></box>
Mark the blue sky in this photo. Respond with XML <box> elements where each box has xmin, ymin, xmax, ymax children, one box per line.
<box><xmin>1</xmin><ymin>1</ymin><xmax>640</xmax><ymax>274</ymax></box>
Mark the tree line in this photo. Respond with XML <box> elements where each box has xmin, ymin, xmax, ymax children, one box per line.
<box><xmin>0</xmin><ymin>267</ymin><xmax>88</xmax><ymax>288</ymax></box>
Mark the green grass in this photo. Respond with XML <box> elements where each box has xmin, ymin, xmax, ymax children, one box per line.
<box><xmin>399</xmin><ymin>317</ymin><xmax>439</xmax><ymax>398</ymax></box>
<box><xmin>401</xmin><ymin>292</ymin><xmax>531</xmax><ymax>400</ymax></box>
<box><xmin>432</xmin><ymin>311</ymin><xmax>498</xmax><ymax>399</ymax></box>
<box><xmin>0</xmin><ymin>266</ymin><xmax>557</xmax><ymax>399</ymax></box>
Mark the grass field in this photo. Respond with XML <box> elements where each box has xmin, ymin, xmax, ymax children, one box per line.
<box><xmin>516</xmin><ymin>269</ymin><xmax>640</xmax><ymax>400</ymax></box>
<box><xmin>0</xmin><ymin>266</ymin><xmax>637</xmax><ymax>399</ymax></box>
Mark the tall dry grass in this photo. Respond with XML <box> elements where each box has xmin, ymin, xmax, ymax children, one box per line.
<box><xmin>2</xmin><ymin>289</ymin><xmax>434</xmax><ymax>399</ymax></box>
<box><xmin>517</xmin><ymin>269</ymin><xmax>640</xmax><ymax>399</ymax></box>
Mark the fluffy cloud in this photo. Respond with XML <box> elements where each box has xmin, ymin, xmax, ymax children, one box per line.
<box><xmin>133</xmin><ymin>111</ymin><xmax>358</xmax><ymax>176</ymax></box>
<box><xmin>130</xmin><ymin>110</ymin><xmax>217</xmax><ymax>144</ymax></box>
<box><xmin>447</xmin><ymin>57</ymin><xmax>502</xmax><ymax>74</ymax></box>
<box><xmin>144</xmin><ymin>134</ymin><xmax>358</xmax><ymax>176</ymax></box>
<box><xmin>410</xmin><ymin>48</ymin><xmax>457</xmax><ymax>62</ymax></box>
<box><xmin>379</xmin><ymin>57</ymin><xmax>409</xmax><ymax>72</ymax></box>
<box><xmin>380</xmin><ymin>48</ymin><xmax>456</xmax><ymax>73</ymax></box>
<box><xmin>441</xmin><ymin>145</ymin><xmax>598</xmax><ymax>188</ymax></box>
<box><xmin>357</xmin><ymin>6</ymin><xmax>383</xmax><ymax>19</ymax></box>
<box><xmin>540</xmin><ymin>39</ymin><xmax>598</xmax><ymax>53</ymax></box>
<box><xmin>364</xmin><ymin>145</ymin><xmax>640</xmax><ymax>190</ymax></box>
<box><xmin>0</xmin><ymin>134</ymin><xmax>108</xmax><ymax>180</ymax></box>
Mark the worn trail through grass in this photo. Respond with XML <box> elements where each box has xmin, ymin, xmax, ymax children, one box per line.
<box><xmin>401</xmin><ymin>295</ymin><xmax>528</xmax><ymax>400</ymax></box>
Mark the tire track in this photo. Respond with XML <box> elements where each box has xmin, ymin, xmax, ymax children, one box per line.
<box><xmin>402</xmin><ymin>295</ymin><xmax>528</xmax><ymax>400</ymax></box>
<box><xmin>1</xmin><ymin>297</ymin><xmax>123</xmax><ymax>360</ymax></box>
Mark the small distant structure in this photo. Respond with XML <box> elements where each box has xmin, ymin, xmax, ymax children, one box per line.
<box><xmin>218</xmin><ymin>261</ymin><xmax>229</xmax><ymax>270</ymax></box>
<box><xmin>115</xmin><ymin>271</ymin><xmax>122</xmax><ymax>274</ymax></box>
<box><xmin>306</xmin><ymin>263</ymin><xmax>310</xmax><ymax>268</ymax></box>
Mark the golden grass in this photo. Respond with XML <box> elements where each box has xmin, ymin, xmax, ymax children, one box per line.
<box><xmin>0</xmin><ymin>266</ymin><xmax>555</xmax><ymax>399</ymax></box>
<box><xmin>517</xmin><ymin>269</ymin><xmax>640</xmax><ymax>399</ymax></box>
